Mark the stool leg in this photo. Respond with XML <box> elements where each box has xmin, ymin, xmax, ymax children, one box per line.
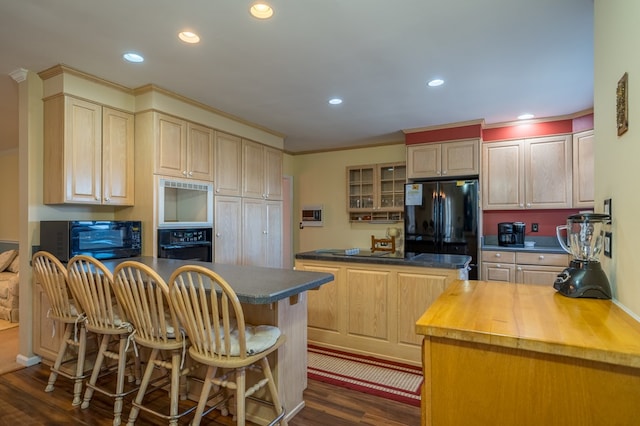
<box><xmin>236</xmin><ymin>367</ymin><xmax>246</xmax><ymax>426</ymax></box>
<box><xmin>190</xmin><ymin>365</ymin><xmax>217</xmax><ymax>426</ymax></box>
<box><xmin>261</xmin><ymin>357</ymin><xmax>287</xmax><ymax>426</ymax></box>
<box><xmin>81</xmin><ymin>333</ymin><xmax>109</xmax><ymax>409</ymax></box>
<box><xmin>113</xmin><ymin>335</ymin><xmax>128</xmax><ymax>426</ymax></box>
<box><xmin>45</xmin><ymin>323</ymin><xmax>72</xmax><ymax>393</ymax></box>
<box><xmin>127</xmin><ymin>348</ymin><xmax>159</xmax><ymax>426</ymax></box>
<box><xmin>169</xmin><ymin>350</ymin><xmax>180</xmax><ymax>426</ymax></box>
<box><xmin>72</xmin><ymin>326</ymin><xmax>88</xmax><ymax>406</ymax></box>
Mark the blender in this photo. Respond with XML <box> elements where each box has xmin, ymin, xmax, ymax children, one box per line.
<box><xmin>554</xmin><ymin>213</ymin><xmax>612</xmax><ymax>299</ymax></box>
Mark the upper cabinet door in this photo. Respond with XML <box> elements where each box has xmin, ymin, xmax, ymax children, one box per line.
<box><xmin>572</xmin><ymin>130</ymin><xmax>594</xmax><ymax>208</ymax></box>
<box><xmin>525</xmin><ymin>135</ymin><xmax>572</xmax><ymax>209</ymax></box>
<box><xmin>264</xmin><ymin>146</ymin><xmax>283</xmax><ymax>200</ymax></box>
<box><xmin>242</xmin><ymin>139</ymin><xmax>265</xmax><ymax>199</ymax></box>
<box><xmin>186</xmin><ymin>122</ymin><xmax>214</xmax><ymax>181</ymax></box>
<box><xmin>155</xmin><ymin>113</ymin><xmax>187</xmax><ymax>178</ymax></box>
<box><xmin>482</xmin><ymin>140</ymin><xmax>525</xmax><ymax>210</ymax></box>
<box><xmin>407</xmin><ymin>144</ymin><xmax>441</xmax><ymax>178</ymax></box>
<box><xmin>215</xmin><ymin>132</ymin><xmax>242</xmax><ymax>196</ymax></box>
<box><xmin>102</xmin><ymin>107</ymin><xmax>134</xmax><ymax>205</ymax></box>
<box><xmin>441</xmin><ymin>139</ymin><xmax>480</xmax><ymax>177</ymax></box>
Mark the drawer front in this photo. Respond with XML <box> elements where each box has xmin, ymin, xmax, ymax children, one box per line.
<box><xmin>516</xmin><ymin>252</ymin><xmax>568</xmax><ymax>267</ymax></box>
<box><xmin>481</xmin><ymin>250</ymin><xmax>516</xmax><ymax>264</ymax></box>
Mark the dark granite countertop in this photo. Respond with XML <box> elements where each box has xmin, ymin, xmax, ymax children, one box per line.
<box><xmin>101</xmin><ymin>257</ymin><xmax>334</xmax><ymax>305</ymax></box>
<box><xmin>295</xmin><ymin>249</ymin><xmax>471</xmax><ymax>270</ymax></box>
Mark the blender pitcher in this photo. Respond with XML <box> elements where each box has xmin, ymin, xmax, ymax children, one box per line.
<box><xmin>554</xmin><ymin>213</ymin><xmax>612</xmax><ymax>299</ymax></box>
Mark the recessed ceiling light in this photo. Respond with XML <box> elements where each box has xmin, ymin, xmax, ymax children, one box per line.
<box><xmin>428</xmin><ymin>79</ymin><xmax>444</xmax><ymax>87</ymax></box>
<box><xmin>518</xmin><ymin>113</ymin><xmax>535</xmax><ymax>120</ymax></box>
<box><xmin>250</xmin><ymin>1</ymin><xmax>274</xmax><ymax>19</ymax></box>
<box><xmin>178</xmin><ymin>31</ymin><xmax>200</xmax><ymax>44</ymax></box>
<box><xmin>123</xmin><ymin>52</ymin><xmax>144</xmax><ymax>63</ymax></box>
<box><xmin>329</xmin><ymin>98</ymin><xmax>343</xmax><ymax>105</ymax></box>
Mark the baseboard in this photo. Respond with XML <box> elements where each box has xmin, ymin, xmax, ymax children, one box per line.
<box><xmin>16</xmin><ymin>354</ymin><xmax>41</xmax><ymax>367</ymax></box>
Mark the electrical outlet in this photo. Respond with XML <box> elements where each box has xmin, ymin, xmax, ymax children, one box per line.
<box><xmin>531</xmin><ymin>223</ymin><xmax>539</xmax><ymax>232</ymax></box>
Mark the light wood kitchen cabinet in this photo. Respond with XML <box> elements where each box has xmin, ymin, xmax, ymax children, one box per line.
<box><xmin>242</xmin><ymin>139</ymin><xmax>283</xmax><ymax>200</ymax></box>
<box><xmin>33</xmin><ymin>283</ymin><xmax>64</xmax><ymax>361</ymax></box>
<box><xmin>482</xmin><ymin>135</ymin><xmax>572</xmax><ymax>210</ymax></box>
<box><xmin>347</xmin><ymin>162</ymin><xmax>406</xmax><ymax>222</ymax></box>
<box><xmin>43</xmin><ymin>96</ymin><xmax>134</xmax><ymax>205</ymax></box>
<box><xmin>481</xmin><ymin>250</ymin><xmax>569</xmax><ymax>284</ymax></box>
<box><xmin>242</xmin><ymin>198</ymin><xmax>283</xmax><ymax>268</ymax></box>
<box><xmin>407</xmin><ymin>139</ymin><xmax>479</xmax><ymax>179</ymax></box>
<box><xmin>481</xmin><ymin>250</ymin><xmax>517</xmax><ymax>282</ymax></box>
<box><xmin>214</xmin><ymin>195</ymin><xmax>242</xmax><ymax>265</ymax></box>
<box><xmin>294</xmin><ymin>259</ymin><xmax>459</xmax><ymax>365</ymax></box>
<box><xmin>573</xmin><ymin>130</ymin><xmax>594</xmax><ymax>208</ymax></box>
<box><xmin>155</xmin><ymin>113</ymin><xmax>214</xmax><ymax>181</ymax></box>
<box><xmin>214</xmin><ymin>132</ymin><xmax>242</xmax><ymax>196</ymax></box>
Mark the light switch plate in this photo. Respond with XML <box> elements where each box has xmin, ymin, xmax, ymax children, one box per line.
<box><xmin>604</xmin><ymin>198</ymin><xmax>612</xmax><ymax>218</ymax></box>
<box><xmin>604</xmin><ymin>232</ymin><xmax>612</xmax><ymax>258</ymax></box>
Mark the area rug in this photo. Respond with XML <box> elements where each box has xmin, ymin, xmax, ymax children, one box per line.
<box><xmin>307</xmin><ymin>345</ymin><xmax>423</xmax><ymax>406</ymax></box>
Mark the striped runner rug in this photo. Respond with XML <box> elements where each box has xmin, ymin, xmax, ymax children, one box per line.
<box><xmin>307</xmin><ymin>345</ymin><xmax>423</xmax><ymax>406</ymax></box>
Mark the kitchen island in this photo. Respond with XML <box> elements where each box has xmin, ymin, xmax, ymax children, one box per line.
<box><xmin>295</xmin><ymin>250</ymin><xmax>471</xmax><ymax>365</ymax></box>
<box><xmin>35</xmin><ymin>257</ymin><xmax>334</xmax><ymax>424</ymax></box>
<box><xmin>415</xmin><ymin>280</ymin><xmax>640</xmax><ymax>426</ymax></box>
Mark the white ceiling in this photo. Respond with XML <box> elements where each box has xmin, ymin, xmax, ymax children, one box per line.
<box><xmin>0</xmin><ymin>0</ymin><xmax>594</xmax><ymax>154</ymax></box>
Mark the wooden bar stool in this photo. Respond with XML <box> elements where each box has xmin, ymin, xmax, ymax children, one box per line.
<box><xmin>112</xmin><ymin>260</ymin><xmax>198</xmax><ymax>426</ymax></box>
<box><xmin>169</xmin><ymin>264</ymin><xmax>287</xmax><ymax>426</ymax></box>
<box><xmin>32</xmin><ymin>251</ymin><xmax>89</xmax><ymax>406</ymax></box>
<box><xmin>67</xmin><ymin>255</ymin><xmax>141</xmax><ymax>426</ymax></box>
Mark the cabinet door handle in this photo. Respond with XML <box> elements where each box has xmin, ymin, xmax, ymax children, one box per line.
<box><xmin>538</xmin><ymin>255</ymin><xmax>544</xmax><ymax>260</ymax></box>
<box><xmin>517</xmin><ymin>267</ymin><xmax>522</xmax><ymax>271</ymax></box>
<box><xmin>104</xmin><ymin>197</ymin><xmax>110</xmax><ymax>202</ymax></box>
<box><xmin>442</xmin><ymin>170</ymin><xmax>447</xmax><ymax>175</ymax></box>
<box><xmin>182</xmin><ymin>170</ymin><xmax>188</xmax><ymax>176</ymax></box>
<box><xmin>216</xmin><ymin>233</ymin><xmax>221</xmax><ymax>237</ymax></box>
<box><xmin>495</xmin><ymin>253</ymin><xmax>501</xmax><ymax>258</ymax></box>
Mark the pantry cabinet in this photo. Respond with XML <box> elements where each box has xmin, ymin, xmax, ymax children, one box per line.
<box><xmin>482</xmin><ymin>135</ymin><xmax>572</xmax><ymax>210</ymax></box>
<box><xmin>43</xmin><ymin>95</ymin><xmax>134</xmax><ymax>205</ymax></box>
<box><xmin>214</xmin><ymin>132</ymin><xmax>242</xmax><ymax>196</ymax></box>
<box><xmin>481</xmin><ymin>250</ymin><xmax>569</xmax><ymax>284</ymax></box>
<box><xmin>155</xmin><ymin>113</ymin><xmax>214</xmax><ymax>181</ymax></box>
<box><xmin>346</xmin><ymin>162</ymin><xmax>406</xmax><ymax>222</ymax></box>
<box><xmin>214</xmin><ymin>195</ymin><xmax>242</xmax><ymax>265</ymax></box>
<box><xmin>242</xmin><ymin>198</ymin><xmax>283</xmax><ymax>268</ymax></box>
<box><xmin>242</xmin><ymin>139</ymin><xmax>283</xmax><ymax>200</ymax></box>
<box><xmin>572</xmin><ymin>130</ymin><xmax>594</xmax><ymax>208</ymax></box>
<box><xmin>407</xmin><ymin>139</ymin><xmax>479</xmax><ymax>179</ymax></box>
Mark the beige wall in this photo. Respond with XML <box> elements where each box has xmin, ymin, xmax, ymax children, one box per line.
<box><xmin>0</xmin><ymin>150</ymin><xmax>19</xmax><ymax>241</ymax></box>
<box><xmin>291</xmin><ymin>144</ymin><xmax>405</xmax><ymax>255</ymax></box>
<box><xmin>595</xmin><ymin>0</ymin><xmax>640</xmax><ymax>317</ymax></box>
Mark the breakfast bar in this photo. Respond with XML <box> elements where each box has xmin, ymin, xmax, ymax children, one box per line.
<box><xmin>415</xmin><ymin>280</ymin><xmax>640</xmax><ymax>426</ymax></box>
<box><xmin>78</xmin><ymin>257</ymin><xmax>332</xmax><ymax>423</ymax></box>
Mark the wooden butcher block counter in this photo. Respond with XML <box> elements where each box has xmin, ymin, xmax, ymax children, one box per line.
<box><xmin>415</xmin><ymin>280</ymin><xmax>640</xmax><ymax>426</ymax></box>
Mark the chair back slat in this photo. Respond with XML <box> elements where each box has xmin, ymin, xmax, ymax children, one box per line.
<box><xmin>113</xmin><ymin>261</ymin><xmax>182</xmax><ymax>346</ymax></box>
<box><xmin>32</xmin><ymin>251</ymin><xmax>77</xmax><ymax>320</ymax></box>
<box><xmin>67</xmin><ymin>255</ymin><xmax>124</xmax><ymax>331</ymax></box>
<box><xmin>169</xmin><ymin>265</ymin><xmax>247</xmax><ymax>360</ymax></box>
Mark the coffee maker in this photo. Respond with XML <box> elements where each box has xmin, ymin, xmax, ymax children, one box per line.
<box><xmin>498</xmin><ymin>222</ymin><xmax>525</xmax><ymax>247</ymax></box>
<box><xmin>554</xmin><ymin>213</ymin><xmax>611</xmax><ymax>299</ymax></box>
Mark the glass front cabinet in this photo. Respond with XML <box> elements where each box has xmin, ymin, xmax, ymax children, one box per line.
<box><xmin>347</xmin><ymin>162</ymin><xmax>406</xmax><ymax>222</ymax></box>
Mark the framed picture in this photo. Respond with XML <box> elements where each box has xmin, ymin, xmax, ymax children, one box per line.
<box><xmin>617</xmin><ymin>72</ymin><xmax>628</xmax><ymax>136</ymax></box>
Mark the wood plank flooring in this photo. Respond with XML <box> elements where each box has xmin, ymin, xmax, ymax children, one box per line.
<box><xmin>0</xmin><ymin>358</ymin><xmax>420</xmax><ymax>425</ymax></box>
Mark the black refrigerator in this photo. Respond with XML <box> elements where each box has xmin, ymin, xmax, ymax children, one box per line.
<box><xmin>404</xmin><ymin>179</ymin><xmax>479</xmax><ymax>279</ymax></box>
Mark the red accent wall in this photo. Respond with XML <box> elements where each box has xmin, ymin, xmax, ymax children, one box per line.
<box><xmin>572</xmin><ymin>113</ymin><xmax>594</xmax><ymax>132</ymax></box>
<box><xmin>484</xmin><ymin>209</ymin><xmax>583</xmax><ymax>237</ymax></box>
<box><xmin>482</xmin><ymin>120</ymin><xmax>574</xmax><ymax>142</ymax></box>
<box><xmin>405</xmin><ymin>124</ymin><xmax>483</xmax><ymax>145</ymax></box>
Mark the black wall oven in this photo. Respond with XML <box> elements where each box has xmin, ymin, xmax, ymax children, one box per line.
<box><xmin>157</xmin><ymin>228</ymin><xmax>213</xmax><ymax>262</ymax></box>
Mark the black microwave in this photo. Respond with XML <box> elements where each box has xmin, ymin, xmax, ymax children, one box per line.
<box><xmin>39</xmin><ymin>220</ymin><xmax>142</xmax><ymax>262</ymax></box>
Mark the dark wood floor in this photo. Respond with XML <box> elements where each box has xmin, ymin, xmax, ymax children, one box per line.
<box><xmin>0</xmin><ymin>363</ymin><xmax>420</xmax><ymax>425</ymax></box>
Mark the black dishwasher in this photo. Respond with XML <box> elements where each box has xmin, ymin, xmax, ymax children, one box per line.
<box><xmin>157</xmin><ymin>228</ymin><xmax>213</xmax><ymax>262</ymax></box>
